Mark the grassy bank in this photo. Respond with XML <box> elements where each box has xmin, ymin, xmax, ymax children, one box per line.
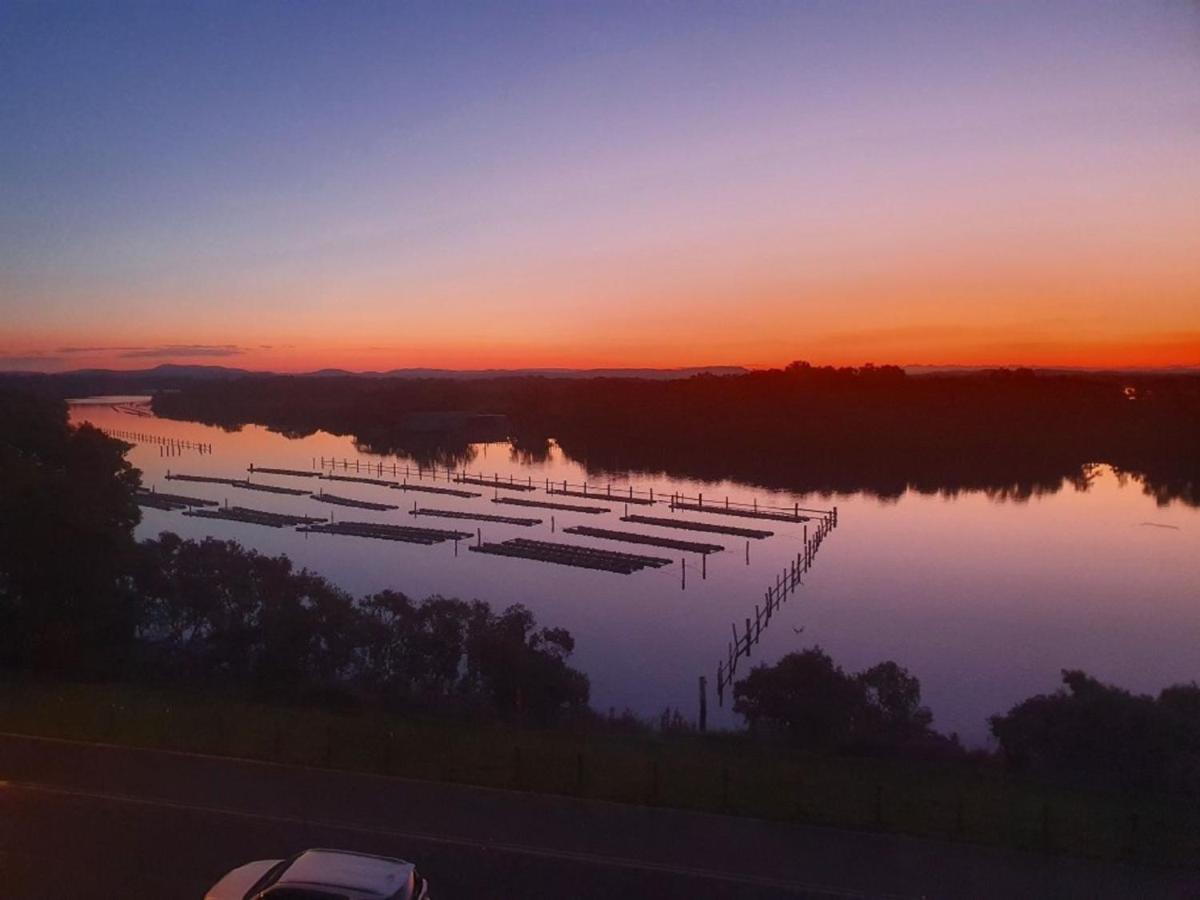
<box><xmin>1</xmin><ymin>678</ymin><xmax>1194</xmax><ymax>867</ymax></box>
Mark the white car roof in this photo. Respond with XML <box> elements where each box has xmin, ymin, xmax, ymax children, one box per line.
<box><xmin>277</xmin><ymin>849</ymin><xmax>415</xmax><ymax>898</ymax></box>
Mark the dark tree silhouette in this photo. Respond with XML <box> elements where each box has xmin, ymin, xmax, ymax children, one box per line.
<box><xmin>0</xmin><ymin>389</ymin><xmax>142</xmax><ymax>674</ymax></box>
<box><xmin>991</xmin><ymin>670</ymin><xmax>1200</xmax><ymax>794</ymax></box>
<box><xmin>733</xmin><ymin>647</ymin><xmax>953</xmax><ymax>756</ymax></box>
<box><xmin>146</xmin><ymin>365</ymin><xmax>1200</xmax><ymax>505</ymax></box>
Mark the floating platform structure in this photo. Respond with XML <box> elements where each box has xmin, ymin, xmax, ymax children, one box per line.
<box><xmin>620</xmin><ymin>514</ymin><xmax>774</xmax><ymax>539</ymax></box>
<box><xmin>165</xmin><ymin>473</ymin><xmax>241</xmax><ymax>486</ymax></box>
<box><xmin>455</xmin><ymin>475</ymin><xmax>537</xmax><ymax>492</ymax></box>
<box><xmin>391</xmin><ymin>482</ymin><xmax>481</xmax><ymax>499</ymax></box>
<box><xmin>470</xmin><ymin>538</ymin><xmax>671</xmax><ymax>574</ymax></box>
<box><xmin>493</xmin><ymin>497</ymin><xmax>610</xmax><ymax>514</ymax></box>
<box><xmin>561</xmin><ymin>525</ymin><xmax>723</xmax><ymax>555</ymax></box>
<box><xmin>410</xmin><ymin>508</ymin><xmax>541</xmax><ymax>527</ymax></box>
<box><xmin>319</xmin><ymin>474</ymin><xmax>398</xmax><ymax>488</ymax></box>
<box><xmin>183</xmin><ymin>506</ymin><xmax>325</xmax><ymax>528</ymax></box>
<box><xmin>248</xmin><ymin>465</ymin><xmax>319</xmax><ymax>478</ymax></box>
<box><xmin>296</xmin><ymin>521</ymin><xmax>471</xmax><ymax>545</ymax></box>
<box><xmin>546</xmin><ymin>486</ymin><xmax>656</xmax><ymax>506</ymax></box>
<box><xmin>235</xmin><ymin>481</ymin><xmax>308</xmax><ymax>496</ymax></box>
<box><xmin>310</xmin><ymin>492</ymin><xmax>398</xmax><ymax>511</ymax></box>
<box><xmin>669</xmin><ymin>499</ymin><xmax>811</xmax><ymax>523</ymax></box>
<box><xmin>166</xmin><ymin>473</ymin><xmax>308</xmax><ymax>496</ymax></box>
<box><xmin>135</xmin><ymin>489</ymin><xmax>218</xmax><ymax>511</ymax></box>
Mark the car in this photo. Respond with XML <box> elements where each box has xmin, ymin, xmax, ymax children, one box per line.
<box><xmin>204</xmin><ymin>848</ymin><xmax>430</xmax><ymax>900</ymax></box>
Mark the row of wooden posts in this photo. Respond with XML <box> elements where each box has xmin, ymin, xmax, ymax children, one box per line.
<box><xmin>101</xmin><ymin>427</ymin><xmax>213</xmax><ymax>454</ymax></box>
<box><xmin>698</xmin><ymin>508</ymin><xmax>838</xmax><ymax>730</ymax></box>
<box><xmin>316</xmin><ymin>455</ymin><xmax>824</xmax><ymax>519</ymax></box>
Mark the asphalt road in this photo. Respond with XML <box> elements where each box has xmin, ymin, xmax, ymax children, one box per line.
<box><xmin>0</xmin><ymin>732</ymin><xmax>1194</xmax><ymax>899</ymax></box>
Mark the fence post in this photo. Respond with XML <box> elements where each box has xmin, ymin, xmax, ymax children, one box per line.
<box><xmin>698</xmin><ymin>675</ymin><xmax>708</xmax><ymax>732</ymax></box>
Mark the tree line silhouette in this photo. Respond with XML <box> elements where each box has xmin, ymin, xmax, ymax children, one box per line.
<box><xmin>3</xmin><ymin>386</ymin><xmax>1199</xmax><ymax>792</ymax></box>
<box><xmin>148</xmin><ymin>364</ymin><xmax>1200</xmax><ymax>505</ymax></box>
<box><xmin>0</xmin><ymin>389</ymin><xmax>588</xmax><ymax>724</ymax></box>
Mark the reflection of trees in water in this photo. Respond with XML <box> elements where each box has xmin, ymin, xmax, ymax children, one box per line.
<box><xmin>353</xmin><ymin>436</ymin><xmax>479</xmax><ymax>469</ymax></box>
<box><xmin>552</xmin><ymin>440</ymin><xmax>1196</xmax><ymax>507</ymax></box>
<box><xmin>151</xmin><ymin>366</ymin><xmax>1200</xmax><ymax>506</ymax></box>
<box><xmin>509</xmin><ymin>434</ymin><xmax>552</xmax><ymax>465</ymax></box>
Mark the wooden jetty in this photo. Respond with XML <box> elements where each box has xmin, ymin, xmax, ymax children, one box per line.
<box><xmin>390</xmin><ymin>482</ymin><xmax>481</xmax><ymax>499</ymax></box>
<box><xmin>620</xmin><ymin>514</ymin><xmax>773</xmax><ymax>539</ymax></box>
<box><xmin>493</xmin><ymin>497</ymin><xmax>610</xmax><ymax>514</ymax></box>
<box><xmin>296</xmin><ymin>521</ymin><xmax>471</xmax><ymax>545</ymax></box>
<box><xmin>470</xmin><ymin>538</ymin><xmax>671</xmax><ymax>574</ymax></box>
<box><xmin>561</xmin><ymin>525</ymin><xmax>723</xmax><ymax>554</ymax></box>
<box><xmin>248</xmin><ymin>464</ymin><xmax>319</xmax><ymax>478</ymax></box>
<box><xmin>310</xmin><ymin>492</ymin><xmax>398</xmax><ymax>511</ymax></box>
<box><xmin>183</xmin><ymin>506</ymin><xmax>325</xmax><ymax>528</ymax></box>
<box><xmin>319</xmin><ymin>457</ymin><xmax>461</xmax><ymax>483</ymax></box>
<box><xmin>135</xmin><ymin>488</ymin><xmax>218</xmax><ymax>511</ymax></box>
<box><xmin>410</xmin><ymin>508</ymin><xmax>541</xmax><ymax>527</ymax></box>
<box><xmin>319</xmin><ymin>474</ymin><xmax>399</xmax><ymax>488</ymax></box>
<box><xmin>669</xmin><ymin>498</ymin><xmax>810</xmax><ymax>523</ymax></box>
<box><xmin>546</xmin><ymin>485</ymin><xmax>656</xmax><ymax>506</ymax></box>
<box><xmin>455</xmin><ymin>474</ymin><xmax>537</xmax><ymax>492</ymax></box>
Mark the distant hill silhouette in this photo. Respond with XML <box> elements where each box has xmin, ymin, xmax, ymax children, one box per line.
<box><xmin>0</xmin><ymin>363</ymin><xmax>749</xmax><ymax>396</ymax></box>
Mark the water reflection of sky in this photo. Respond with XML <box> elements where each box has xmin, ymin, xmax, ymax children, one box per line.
<box><xmin>73</xmin><ymin>400</ymin><xmax>1200</xmax><ymax>745</ymax></box>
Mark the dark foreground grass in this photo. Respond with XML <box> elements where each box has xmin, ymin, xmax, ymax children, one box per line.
<box><xmin>1</xmin><ymin>679</ymin><xmax>1195</xmax><ymax>868</ymax></box>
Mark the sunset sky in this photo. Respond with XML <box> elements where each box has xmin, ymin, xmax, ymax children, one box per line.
<box><xmin>2</xmin><ymin>1</ymin><xmax>1198</xmax><ymax>372</ymax></box>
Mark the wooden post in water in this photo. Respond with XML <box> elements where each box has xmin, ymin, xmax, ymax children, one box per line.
<box><xmin>745</xmin><ymin>540</ymin><xmax>750</xmax><ymax>565</ymax></box>
<box><xmin>680</xmin><ymin>558</ymin><xmax>686</xmax><ymax>591</ymax></box>
<box><xmin>698</xmin><ymin>675</ymin><xmax>708</xmax><ymax>732</ymax></box>
<box><xmin>745</xmin><ymin>617</ymin><xmax>752</xmax><ymax>656</ymax></box>
<box><xmin>551</xmin><ymin>515</ymin><xmax>555</xmax><ymax>533</ymax></box>
<box><xmin>702</xmin><ymin>552</ymin><xmax>707</xmax><ymax>580</ymax></box>
<box><xmin>476</xmin><ymin>528</ymin><xmax>481</xmax><ymax>548</ymax></box>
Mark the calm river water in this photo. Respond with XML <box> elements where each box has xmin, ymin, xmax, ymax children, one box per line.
<box><xmin>72</xmin><ymin>398</ymin><xmax>1200</xmax><ymax>744</ymax></box>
